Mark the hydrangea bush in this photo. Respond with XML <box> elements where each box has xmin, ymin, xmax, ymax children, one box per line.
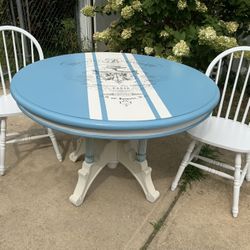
<box><xmin>82</xmin><ymin>0</ymin><xmax>249</xmax><ymax>70</ymax></box>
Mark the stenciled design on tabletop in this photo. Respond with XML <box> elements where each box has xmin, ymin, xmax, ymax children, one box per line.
<box><xmin>95</xmin><ymin>55</ymin><xmax>147</xmax><ymax>109</ymax></box>
<box><xmin>84</xmin><ymin>53</ymin><xmax>172</xmax><ymax>121</ymax></box>
<box><xmin>97</xmin><ymin>58</ymin><xmax>135</xmax><ymax>83</ymax></box>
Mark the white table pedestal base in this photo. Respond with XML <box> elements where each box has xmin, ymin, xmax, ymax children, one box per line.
<box><xmin>69</xmin><ymin>139</ymin><xmax>160</xmax><ymax>206</ymax></box>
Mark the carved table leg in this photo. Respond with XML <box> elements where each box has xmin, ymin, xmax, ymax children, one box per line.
<box><xmin>70</xmin><ymin>139</ymin><xmax>116</xmax><ymax>205</ymax></box>
<box><xmin>69</xmin><ymin>138</ymin><xmax>86</xmax><ymax>162</ymax></box>
<box><xmin>69</xmin><ymin>139</ymin><xmax>160</xmax><ymax>206</ymax></box>
<box><xmin>69</xmin><ymin>161</ymin><xmax>106</xmax><ymax>206</ymax></box>
<box><xmin>119</xmin><ymin>140</ymin><xmax>160</xmax><ymax>202</ymax></box>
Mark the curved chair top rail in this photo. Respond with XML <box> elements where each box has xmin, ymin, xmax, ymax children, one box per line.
<box><xmin>0</xmin><ymin>25</ymin><xmax>44</xmax><ymax>95</ymax></box>
<box><xmin>206</xmin><ymin>46</ymin><xmax>250</xmax><ymax>76</ymax></box>
<box><xmin>0</xmin><ymin>25</ymin><xmax>44</xmax><ymax>59</ymax></box>
<box><xmin>205</xmin><ymin>46</ymin><xmax>250</xmax><ymax>123</ymax></box>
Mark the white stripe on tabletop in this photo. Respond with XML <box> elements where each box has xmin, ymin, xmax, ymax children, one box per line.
<box><xmin>95</xmin><ymin>53</ymin><xmax>155</xmax><ymax>121</ymax></box>
<box><xmin>126</xmin><ymin>54</ymin><xmax>172</xmax><ymax>118</ymax></box>
<box><xmin>85</xmin><ymin>53</ymin><xmax>102</xmax><ymax>120</ymax></box>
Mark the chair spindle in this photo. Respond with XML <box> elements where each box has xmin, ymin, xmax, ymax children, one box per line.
<box><xmin>226</xmin><ymin>51</ymin><xmax>245</xmax><ymax>119</ymax></box>
<box><xmin>0</xmin><ymin>63</ymin><xmax>7</xmax><ymax>95</ymax></box>
<box><xmin>11</xmin><ymin>30</ymin><xmax>19</xmax><ymax>72</ymax></box>
<box><xmin>21</xmin><ymin>33</ymin><xmax>26</xmax><ymax>67</ymax></box>
<box><xmin>235</xmin><ymin>64</ymin><xmax>250</xmax><ymax>121</ymax></box>
<box><xmin>217</xmin><ymin>53</ymin><xmax>234</xmax><ymax>117</ymax></box>
<box><xmin>2</xmin><ymin>31</ymin><xmax>12</xmax><ymax>82</ymax></box>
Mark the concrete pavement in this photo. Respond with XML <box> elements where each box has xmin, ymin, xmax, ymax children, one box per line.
<box><xmin>148</xmin><ymin>175</ymin><xmax>250</xmax><ymax>250</ymax></box>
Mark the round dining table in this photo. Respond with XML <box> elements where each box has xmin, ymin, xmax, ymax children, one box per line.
<box><xmin>11</xmin><ymin>52</ymin><xmax>220</xmax><ymax>206</ymax></box>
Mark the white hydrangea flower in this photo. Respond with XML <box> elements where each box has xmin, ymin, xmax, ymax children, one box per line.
<box><xmin>121</xmin><ymin>28</ymin><xmax>132</xmax><ymax>39</ymax></box>
<box><xmin>144</xmin><ymin>47</ymin><xmax>154</xmax><ymax>55</ymax></box>
<box><xmin>213</xmin><ymin>36</ymin><xmax>238</xmax><ymax>50</ymax></box>
<box><xmin>121</xmin><ymin>5</ymin><xmax>135</xmax><ymax>19</ymax></box>
<box><xmin>131</xmin><ymin>48</ymin><xmax>137</xmax><ymax>54</ymax></box>
<box><xmin>81</xmin><ymin>5</ymin><xmax>95</xmax><ymax>17</ymax></box>
<box><xmin>172</xmin><ymin>40</ymin><xmax>190</xmax><ymax>57</ymax></box>
<box><xmin>93</xmin><ymin>28</ymin><xmax>110</xmax><ymax>42</ymax></box>
<box><xmin>195</xmin><ymin>0</ymin><xmax>207</xmax><ymax>12</ymax></box>
<box><xmin>103</xmin><ymin>4</ymin><xmax>112</xmax><ymax>13</ymax></box>
<box><xmin>116</xmin><ymin>0</ymin><xmax>123</xmax><ymax>5</ymax></box>
<box><xmin>198</xmin><ymin>26</ymin><xmax>217</xmax><ymax>42</ymax></box>
<box><xmin>177</xmin><ymin>0</ymin><xmax>187</xmax><ymax>10</ymax></box>
<box><xmin>224</xmin><ymin>21</ymin><xmax>239</xmax><ymax>34</ymax></box>
<box><xmin>160</xmin><ymin>30</ymin><xmax>169</xmax><ymax>38</ymax></box>
<box><xmin>107</xmin><ymin>0</ymin><xmax>124</xmax><ymax>11</ymax></box>
<box><xmin>132</xmin><ymin>1</ymin><xmax>142</xmax><ymax>11</ymax></box>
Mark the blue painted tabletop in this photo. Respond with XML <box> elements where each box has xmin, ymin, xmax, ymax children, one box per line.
<box><xmin>11</xmin><ymin>52</ymin><xmax>220</xmax><ymax>133</ymax></box>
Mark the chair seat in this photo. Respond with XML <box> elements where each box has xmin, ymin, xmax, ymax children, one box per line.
<box><xmin>0</xmin><ymin>94</ymin><xmax>22</xmax><ymax>117</ymax></box>
<box><xmin>188</xmin><ymin>116</ymin><xmax>250</xmax><ymax>153</ymax></box>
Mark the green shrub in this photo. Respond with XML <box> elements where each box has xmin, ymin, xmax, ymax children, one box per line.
<box><xmin>81</xmin><ymin>0</ymin><xmax>249</xmax><ymax>71</ymax></box>
<box><xmin>50</xmin><ymin>18</ymin><xmax>79</xmax><ymax>56</ymax></box>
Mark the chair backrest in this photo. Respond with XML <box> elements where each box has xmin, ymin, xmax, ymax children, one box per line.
<box><xmin>0</xmin><ymin>25</ymin><xmax>44</xmax><ymax>96</ymax></box>
<box><xmin>206</xmin><ymin>46</ymin><xmax>250</xmax><ymax>124</ymax></box>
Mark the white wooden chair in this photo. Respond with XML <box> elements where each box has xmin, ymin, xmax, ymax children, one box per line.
<box><xmin>171</xmin><ymin>46</ymin><xmax>250</xmax><ymax>217</ymax></box>
<box><xmin>0</xmin><ymin>25</ymin><xmax>62</xmax><ymax>175</ymax></box>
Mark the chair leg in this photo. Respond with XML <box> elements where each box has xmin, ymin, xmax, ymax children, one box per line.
<box><xmin>232</xmin><ymin>154</ymin><xmax>241</xmax><ymax>218</ymax></box>
<box><xmin>171</xmin><ymin>140</ymin><xmax>196</xmax><ymax>191</ymax></box>
<box><xmin>246</xmin><ymin>153</ymin><xmax>250</xmax><ymax>182</ymax></box>
<box><xmin>47</xmin><ymin>128</ymin><xmax>62</xmax><ymax>162</ymax></box>
<box><xmin>193</xmin><ymin>142</ymin><xmax>203</xmax><ymax>161</ymax></box>
<box><xmin>0</xmin><ymin>118</ymin><xmax>7</xmax><ymax>175</ymax></box>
